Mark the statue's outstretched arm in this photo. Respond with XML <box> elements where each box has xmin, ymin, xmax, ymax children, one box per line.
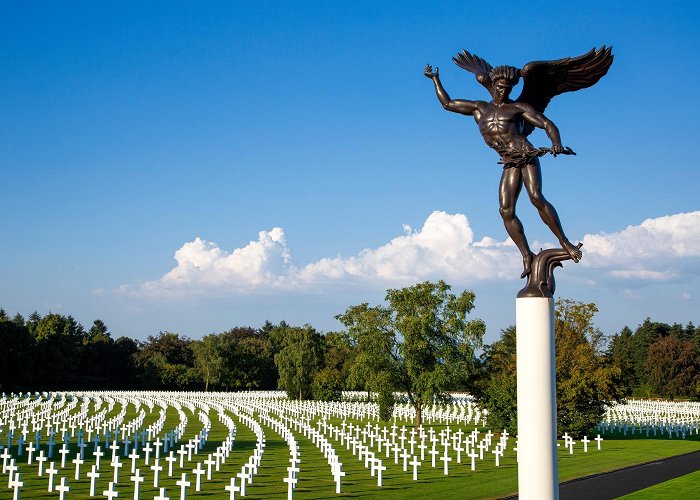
<box><xmin>521</xmin><ymin>106</ymin><xmax>564</xmax><ymax>153</ymax></box>
<box><xmin>425</xmin><ymin>65</ymin><xmax>478</xmax><ymax>116</ymax></box>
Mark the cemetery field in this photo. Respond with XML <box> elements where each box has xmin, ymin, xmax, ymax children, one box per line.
<box><xmin>1</xmin><ymin>393</ymin><xmax>700</xmax><ymax>499</ymax></box>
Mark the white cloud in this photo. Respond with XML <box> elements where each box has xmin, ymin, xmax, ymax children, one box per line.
<box><xmin>131</xmin><ymin>228</ymin><xmax>293</xmax><ymax>297</ymax></box>
<box><xmin>582</xmin><ymin>212</ymin><xmax>700</xmax><ymax>264</ymax></box>
<box><xmin>118</xmin><ymin>211</ymin><xmax>700</xmax><ymax>298</ymax></box>
<box><xmin>294</xmin><ymin>211</ymin><xmax>518</xmax><ymax>285</ymax></box>
<box><xmin>581</xmin><ymin>211</ymin><xmax>700</xmax><ymax>281</ymax></box>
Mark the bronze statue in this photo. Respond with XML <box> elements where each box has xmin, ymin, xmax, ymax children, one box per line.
<box><xmin>425</xmin><ymin>47</ymin><xmax>613</xmax><ymax>295</ymax></box>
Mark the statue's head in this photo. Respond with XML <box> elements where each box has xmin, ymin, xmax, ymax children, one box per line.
<box><xmin>490</xmin><ymin>65</ymin><xmax>520</xmax><ymax>103</ymax></box>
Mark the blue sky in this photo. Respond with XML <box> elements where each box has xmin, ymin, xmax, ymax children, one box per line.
<box><xmin>1</xmin><ymin>1</ymin><xmax>698</xmax><ymax>343</ymax></box>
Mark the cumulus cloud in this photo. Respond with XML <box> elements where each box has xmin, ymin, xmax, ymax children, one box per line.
<box><xmin>118</xmin><ymin>211</ymin><xmax>700</xmax><ymax>297</ymax></box>
<box><xmin>582</xmin><ymin>211</ymin><xmax>700</xmax><ymax>281</ymax></box>
<box><xmin>295</xmin><ymin>211</ymin><xmax>518</xmax><ymax>285</ymax></box>
<box><xmin>130</xmin><ymin>228</ymin><xmax>293</xmax><ymax>297</ymax></box>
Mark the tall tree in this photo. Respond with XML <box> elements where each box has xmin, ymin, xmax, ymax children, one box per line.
<box><xmin>192</xmin><ymin>334</ymin><xmax>225</xmax><ymax>391</ymax></box>
<box><xmin>274</xmin><ymin>324</ymin><xmax>324</xmax><ymax>400</ymax></box>
<box><xmin>338</xmin><ymin>280</ymin><xmax>485</xmax><ymax>426</ymax></box>
<box><xmin>555</xmin><ymin>299</ymin><xmax>625</xmax><ymax>436</ymax></box>
<box><xmin>0</xmin><ymin>315</ymin><xmax>35</xmax><ymax>391</ymax></box>
<box><xmin>644</xmin><ymin>336</ymin><xmax>699</xmax><ymax>399</ymax></box>
<box><xmin>133</xmin><ymin>332</ymin><xmax>197</xmax><ymax>389</ymax></box>
<box><xmin>481</xmin><ymin>300</ymin><xmax>625</xmax><ymax>436</ymax></box>
<box><xmin>479</xmin><ymin>326</ymin><xmax>518</xmax><ymax>433</ymax></box>
<box><xmin>608</xmin><ymin>326</ymin><xmax>636</xmax><ymax>395</ymax></box>
<box><xmin>32</xmin><ymin>313</ymin><xmax>84</xmax><ymax>389</ymax></box>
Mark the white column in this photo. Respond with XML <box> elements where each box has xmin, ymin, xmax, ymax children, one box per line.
<box><xmin>516</xmin><ymin>297</ymin><xmax>558</xmax><ymax>500</ymax></box>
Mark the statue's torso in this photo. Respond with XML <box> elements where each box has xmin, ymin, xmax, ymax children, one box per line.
<box><xmin>473</xmin><ymin>101</ymin><xmax>534</xmax><ymax>155</ymax></box>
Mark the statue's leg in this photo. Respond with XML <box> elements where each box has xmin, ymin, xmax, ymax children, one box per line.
<box><xmin>522</xmin><ymin>161</ymin><xmax>582</xmax><ymax>261</ymax></box>
<box><xmin>499</xmin><ymin>167</ymin><xmax>534</xmax><ymax>278</ymax></box>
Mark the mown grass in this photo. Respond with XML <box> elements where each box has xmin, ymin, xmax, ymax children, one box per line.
<box><xmin>619</xmin><ymin>469</ymin><xmax>700</xmax><ymax>499</ymax></box>
<box><xmin>4</xmin><ymin>401</ymin><xmax>700</xmax><ymax>499</ymax></box>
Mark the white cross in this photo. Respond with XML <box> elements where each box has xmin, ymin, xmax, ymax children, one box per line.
<box><xmin>236</xmin><ymin>472</ymin><xmax>248</xmax><ymax>496</ymax></box>
<box><xmin>204</xmin><ymin>455</ymin><xmax>215</xmax><ymax>480</ymax></box>
<box><xmin>55</xmin><ymin>476</ymin><xmax>70</xmax><ymax>500</ymax></box>
<box><xmin>429</xmin><ymin>447</ymin><xmax>440</xmax><ymax>467</ymax></box>
<box><xmin>131</xmin><ymin>468</ymin><xmax>145</xmax><ymax>500</ymax></box>
<box><xmin>469</xmin><ymin>450</ymin><xmax>478</xmax><ymax>471</ymax></box>
<box><xmin>26</xmin><ymin>442</ymin><xmax>36</xmax><ymax>464</ymax></box>
<box><xmin>87</xmin><ymin>465</ymin><xmax>100</xmax><ymax>496</ymax></box>
<box><xmin>192</xmin><ymin>462</ymin><xmax>206</xmax><ymax>491</ymax></box>
<box><xmin>151</xmin><ymin>459</ymin><xmax>163</xmax><ymax>487</ymax></box>
<box><xmin>112</xmin><ymin>458</ymin><xmax>123</xmax><ymax>483</ymax></box>
<box><xmin>129</xmin><ymin>449</ymin><xmax>140</xmax><ymax>473</ymax></box>
<box><xmin>177</xmin><ymin>446</ymin><xmax>188</xmax><ymax>468</ymax></box>
<box><xmin>595</xmin><ymin>434</ymin><xmax>603</xmax><ymax>450</ymax></box>
<box><xmin>154</xmin><ymin>487</ymin><xmax>169</xmax><ymax>500</ymax></box>
<box><xmin>110</xmin><ymin>441</ymin><xmax>120</xmax><ymax>462</ymax></box>
<box><xmin>9</xmin><ymin>472</ymin><xmax>24</xmax><ymax>500</ymax></box>
<box><xmin>409</xmin><ymin>456</ymin><xmax>421</xmax><ymax>480</ymax></box>
<box><xmin>166</xmin><ymin>452</ymin><xmax>177</xmax><ymax>476</ymax></box>
<box><xmin>401</xmin><ymin>448</ymin><xmax>411</xmax><ymax>471</ymax></box>
<box><xmin>154</xmin><ymin>438</ymin><xmax>163</xmax><ymax>459</ymax></box>
<box><xmin>93</xmin><ymin>445</ymin><xmax>105</xmax><ymax>469</ymax></box>
<box><xmin>1</xmin><ymin>448</ymin><xmax>11</xmax><ymax>473</ymax></box>
<box><xmin>441</xmin><ymin>451</ymin><xmax>452</xmax><ymax>475</ymax></box>
<box><xmin>7</xmin><ymin>460</ymin><xmax>18</xmax><ymax>487</ymax></box>
<box><xmin>581</xmin><ymin>436</ymin><xmax>590</xmax><ymax>453</ymax></box>
<box><xmin>332</xmin><ymin>465</ymin><xmax>345</xmax><ymax>494</ymax></box>
<box><xmin>213</xmin><ymin>449</ymin><xmax>224</xmax><ymax>471</ymax></box>
<box><xmin>224</xmin><ymin>477</ymin><xmax>240</xmax><ymax>500</ymax></box>
<box><xmin>374</xmin><ymin>460</ymin><xmax>387</xmax><ymax>487</ymax></box>
<box><xmin>59</xmin><ymin>444</ymin><xmax>70</xmax><ymax>468</ymax></box>
<box><xmin>46</xmin><ymin>462</ymin><xmax>58</xmax><ymax>491</ymax></box>
<box><xmin>493</xmin><ymin>446</ymin><xmax>503</xmax><ymax>467</ymax></box>
<box><xmin>143</xmin><ymin>442</ymin><xmax>153</xmax><ymax>465</ymax></box>
<box><xmin>73</xmin><ymin>454</ymin><xmax>85</xmax><ymax>479</ymax></box>
<box><xmin>176</xmin><ymin>472</ymin><xmax>191</xmax><ymax>500</ymax></box>
<box><xmin>36</xmin><ymin>450</ymin><xmax>48</xmax><ymax>475</ymax></box>
<box><xmin>103</xmin><ymin>481</ymin><xmax>120</xmax><ymax>499</ymax></box>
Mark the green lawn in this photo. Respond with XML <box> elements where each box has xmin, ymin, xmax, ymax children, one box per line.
<box><xmin>5</xmin><ymin>398</ymin><xmax>700</xmax><ymax>499</ymax></box>
<box><xmin>619</xmin><ymin>469</ymin><xmax>700</xmax><ymax>499</ymax></box>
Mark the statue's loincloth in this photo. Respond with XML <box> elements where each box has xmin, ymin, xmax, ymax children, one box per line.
<box><xmin>497</xmin><ymin>148</ymin><xmax>544</xmax><ymax>169</ymax></box>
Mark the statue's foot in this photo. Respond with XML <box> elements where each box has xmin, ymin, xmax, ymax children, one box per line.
<box><xmin>562</xmin><ymin>241</ymin><xmax>582</xmax><ymax>262</ymax></box>
<box><xmin>520</xmin><ymin>253</ymin><xmax>534</xmax><ymax>279</ymax></box>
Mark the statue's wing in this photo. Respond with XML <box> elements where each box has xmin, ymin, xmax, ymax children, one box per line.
<box><xmin>517</xmin><ymin>46</ymin><xmax>613</xmax><ymax>136</ymax></box>
<box><xmin>452</xmin><ymin>50</ymin><xmax>494</xmax><ymax>92</ymax></box>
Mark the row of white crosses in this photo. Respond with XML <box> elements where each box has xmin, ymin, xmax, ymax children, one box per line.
<box><xmin>1</xmin><ymin>390</ymin><xmax>605</xmax><ymax>498</ymax></box>
<box><xmin>0</xmin><ymin>391</ymin><xmax>240</xmax><ymax>499</ymax></box>
<box><xmin>559</xmin><ymin>432</ymin><xmax>604</xmax><ymax>454</ymax></box>
<box><xmin>600</xmin><ymin>399</ymin><xmax>700</xmax><ymax>439</ymax></box>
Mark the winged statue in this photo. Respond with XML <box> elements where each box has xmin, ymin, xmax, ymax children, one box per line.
<box><xmin>425</xmin><ymin>47</ymin><xmax>613</xmax><ymax>285</ymax></box>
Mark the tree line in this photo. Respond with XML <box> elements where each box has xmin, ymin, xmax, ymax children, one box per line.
<box><xmin>1</xmin><ymin>281</ymin><xmax>697</xmax><ymax>434</ymax></box>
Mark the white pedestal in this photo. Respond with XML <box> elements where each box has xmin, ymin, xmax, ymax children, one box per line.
<box><xmin>516</xmin><ymin>297</ymin><xmax>558</xmax><ymax>500</ymax></box>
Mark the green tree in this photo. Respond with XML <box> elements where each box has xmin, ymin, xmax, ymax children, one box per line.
<box><xmin>644</xmin><ymin>336</ymin><xmax>699</xmax><ymax>399</ymax></box>
<box><xmin>481</xmin><ymin>300</ymin><xmax>624</xmax><ymax>437</ymax></box>
<box><xmin>192</xmin><ymin>334</ymin><xmax>225</xmax><ymax>391</ymax></box>
<box><xmin>312</xmin><ymin>367</ymin><xmax>343</xmax><ymax>401</ymax></box>
<box><xmin>480</xmin><ymin>326</ymin><xmax>518</xmax><ymax>433</ymax></box>
<box><xmin>32</xmin><ymin>313</ymin><xmax>84</xmax><ymax>389</ymax></box>
<box><xmin>0</xmin><ymin>315</ymin><xmax>35</xmax><ymax>391</ymax></box>
<box><xmin>608</xmin><ymin>326</ymin><xmax>636</xmax><ymax>395</ymax></box>
<box><xmin>218</xmin><ymin>326</ymin><xmax>277</xmax><ymax>390</ymax></box>
<box><xmin>274</xmin><ymin>324</ymin><xmax>324</xmax><ymax>399</ymax></box>
<box><xmin>337</xmin><ymin>280</ymin><xmax>485</xmax><ymax>426</ymax></box>
<box><xmin>555</xmin><ymin>299</ymin><xmax>625</xmax><ymax>436</ymax></box>
<box><xmin>133</xmin><ymin>332</ymin><xmax>197</xmax><ymax>389</ymax></box>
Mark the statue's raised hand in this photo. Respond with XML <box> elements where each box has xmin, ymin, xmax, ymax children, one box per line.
<box><xmin>424</xmin><ymin>64</ymin><xmax>439</xmax><ymax>79</ymax></box>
